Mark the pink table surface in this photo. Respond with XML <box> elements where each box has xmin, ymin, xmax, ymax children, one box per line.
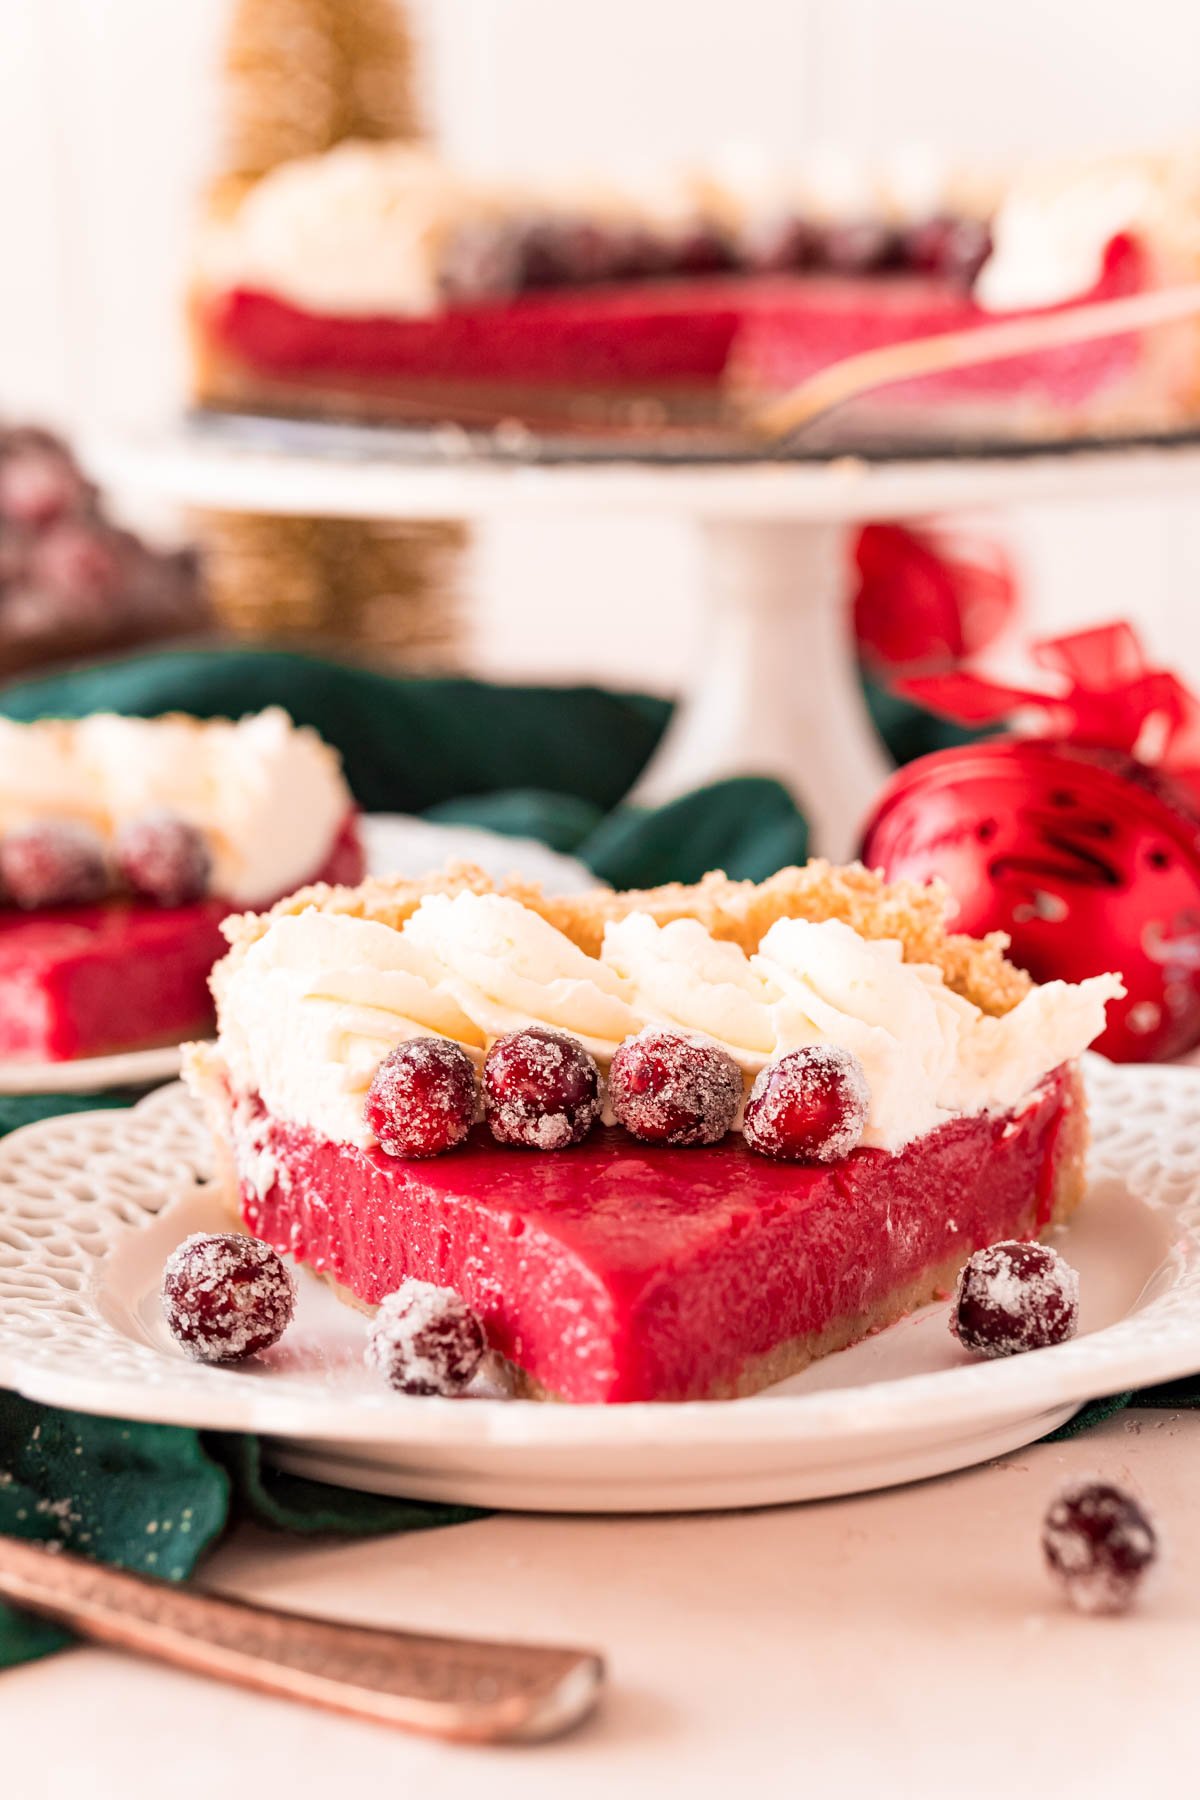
<box><xmin>7</xmin><ymin>1405</ymin><xmax>1197</xmax><ymax>1799</ymax></box>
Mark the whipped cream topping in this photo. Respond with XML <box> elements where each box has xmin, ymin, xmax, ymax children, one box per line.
<box><xmin>214</xmin><ymin>893</ymin><xmax>1120</xmax><ymax>1154</ymax></box>
<box><xmin>202</xmin><ymin>143</ymin><xmax>479</xmax><ymax>317</ymax></box>
<box><xmin>218</xmin><ymin>910</ymin><xmax>486</xmax><ymax>1148</ymax></box>
<box><xmin>403</xmin><ymin>892</ymin><xmax>642</xmax><ymax>1061</ymax></box>
<box><xmin>752</xmin><ymin>919</ymin><xmax>1119</xmax><ymax>1150</ymax></box>
<box><xmin>0</xmin><ymin>706</ymin><xmax>349</xmax><ymax>905</ymax></box>
<box><xmin>975</xmin><ymin>159</ymin><xmax>1158</xmax><ymax>312</ymax></box>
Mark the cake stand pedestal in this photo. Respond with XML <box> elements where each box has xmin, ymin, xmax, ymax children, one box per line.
<box><xmin>629</xmin><ymin>517</ymin><xmax>889</xmax><ymax>856</ymax></box>
<box><xmin>90</xmin><ymin>427</ymin><xmax>1200</xmax><ymax>862</ymax></box>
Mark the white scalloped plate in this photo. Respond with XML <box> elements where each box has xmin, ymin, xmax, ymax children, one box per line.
<box><xmin>0</xmin><ymin>1063</ymin><xmax>1196</xmax><ymax>1512</ymax></box>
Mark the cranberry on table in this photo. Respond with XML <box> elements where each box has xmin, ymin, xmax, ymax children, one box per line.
<box><xmin>1042</xmin><ymin>1480</ymin><xmax>1158</xmax><ymax>1614</ymax></box>
<box><xmin>0</xmin><ymin>820</ymin><xmax>110</xmax><ymax>909</ymax></box>
<box><xmin>366</xmin><ymin>1279</ymin><xmax>486</xmax><ymax>1396</ymax></box>
<box><xmin>952</xmin><ymin>1240</ymin><xmax>1079</xmax><ymax>1358</ymax></box>
<box><xmin>482</xmin><ymin>1025</ymin><xmax>600</xmax><ymax>1149</ymax></box>
<box><xmin>743</xmin><ymin>1045</ymin><xmax>869</xmax><ymax>1162</ymax></box>
<box><xmin>161</xmin><ymin>1232</ymin><xmax>295</xmax><ymax>1364</ymax></box>
<box><xmin>115</xmin><ymin>812</ymin><xmax>211</xmax><ymax>907</ymax></box>
<box><xmin>609</xmin><ymin>1028</ymin><xmax>742</xmax><ymax>1147</ymax></box>
<box><xmin>366</xmin><ymin>1036</ymin><xmax>479</xmax><ymax>1159</ymax></box>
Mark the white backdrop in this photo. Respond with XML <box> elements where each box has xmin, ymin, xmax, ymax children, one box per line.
<box><xmin>1</xmin><ymin>0</ymin><xmax>1199</xmax><ymax>690</ymax></box>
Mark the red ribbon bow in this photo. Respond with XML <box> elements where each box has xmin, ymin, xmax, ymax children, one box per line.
<box><xmin>901</xmin><ymin>621</ymin><xmax>1200</xmax><ymax>789</ymax></box>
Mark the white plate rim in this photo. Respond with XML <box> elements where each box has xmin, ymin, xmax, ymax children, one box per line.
<box><xmin>0</xmin><ymin>1041</ymin><xmax>187</xmax><ymax>1096</ymax></box>
<box><xmin>0</xmin><ymin>1058</ymin><xmax>1195</xmax><ymax>1454</ymax></box>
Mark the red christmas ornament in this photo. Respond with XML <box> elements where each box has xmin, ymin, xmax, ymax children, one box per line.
<box><xmin>861</xmin><ymin>623</ymin><xmax>1200</xmax><ymax>1063</ymax></box>
<box><xmin>852</xmin><ymin>521</ymin><xmax>1018</xmax><ymax>675</ymax></box>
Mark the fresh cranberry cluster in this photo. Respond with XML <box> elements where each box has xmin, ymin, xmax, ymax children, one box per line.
<box><xmin>364</xmin><ymin>1027</ymin><xmax>871</xmax><ymax>1164</ymax></box>
<box><xmin>162</xmin><ymin>1232</ymin><xmax>485</xmax><ymax>1398</ymax></box>
<box><xmin>0</xmin><ymin>425</ymin><xmax>203</xmax><ymax>676</ymax></box>
<box><xmin>0</xmin><ymin>812</ymin><xmax>212</xmax><ymax>910</ymax></box>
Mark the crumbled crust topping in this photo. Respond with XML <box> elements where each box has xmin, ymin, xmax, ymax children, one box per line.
<box><xmin>216</xmin><ymin>857</ymin><xmax>1031</xmax><ymax>1017</ymax></box>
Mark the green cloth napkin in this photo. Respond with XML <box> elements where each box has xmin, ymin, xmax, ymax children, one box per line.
<box><xmin>0</xmin><ymin>648</ymin><xmax>1172</xmax><ymax>1668</ymax></box>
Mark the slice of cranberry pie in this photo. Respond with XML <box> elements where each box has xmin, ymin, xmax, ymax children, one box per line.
<box><xmin>188</xmin><ymin>860</ymin><xmax>1120</xmax><ymax>1403</ymax></box>
<box><xmin>0</xmin><ymin>707</ymin><xmax>363</xmax><ymax>1063</ymax></box>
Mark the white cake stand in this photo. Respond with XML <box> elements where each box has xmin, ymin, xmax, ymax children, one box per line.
<box><xmin>91</xmin><ymin>425</ymin><xmax>1200</xmax><ymax>860</ymax></box>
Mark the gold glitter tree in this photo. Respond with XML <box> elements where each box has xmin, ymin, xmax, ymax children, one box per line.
<box><xmin>218</xmin><ymin>0</ymin><xmax>423</xmax><ymax>182</ymax></box>
<box><xmin>202</xmin><ymin>0</ymin><xmax>467</xmax><ymax>671</ymax></box>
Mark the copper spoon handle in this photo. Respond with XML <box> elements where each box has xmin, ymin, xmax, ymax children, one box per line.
<box><xmin>0</xmin><ymin>1535</ymin><xmax>603</xmax><ymax>1743</ymax></box>
<box><xmin>748</xmin><ymin>279</ymin><xmax>1200</xmax><ymax>443</ymax></box>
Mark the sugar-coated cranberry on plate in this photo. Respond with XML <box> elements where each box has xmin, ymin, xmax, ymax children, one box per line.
<box><xmin>743</xmin><ymin>1044</ymin><xmax>869</xmax><ymax>1162</ymax></box>
<box><xmin>1042</xmin><ymin>1480</ymin><xmax>1158</xmax><ymax>1614</ymax></box>
<box><xmin>366</xmin><ymin>1279</ymin><xmax>486</xmax><ymax>1396</ymax></box>
<box><xmin>115</xmin><ymin>812</ymin><xmax>211</xmax><ymax>907</ymax></box>
<box><xmin>161</xmin><ymin>1231</ymin><xmax>295</xmax><ymax>1364</ymax></box>
<box><xmin>0</xmin><ymin>819</ymin><xmax>110</xmax><ymax>909</ymax></box>
<box><xmin>482</xmin><ymin>1025</ymin><xmax>600</xmax><ymax>1149</ymax></box>
<box><xmin>609</xmin><ymin>1028</ymin><xmax>742</xmax><ymax>1146</ymax></box>
<box><xmin>952</xmin><ymin>1240</ymin><xmax>1079</xmax><ymax>1358</ymax></box>
<box><xmin>365</xmin><ymin>1036</ymin><xmax>479</xmax><ymax>1158</ymax></box>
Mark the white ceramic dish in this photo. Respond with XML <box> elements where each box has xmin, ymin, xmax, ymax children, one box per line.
<box><xmin>0</xmin><ymin>1062</ymin><xmax>1195</xmax><ymax>1513</ymax></box>
<box><xmin>0</xmin><ymin>818</ymin><xmax>595</xmax><ymax>1098</ymax></box>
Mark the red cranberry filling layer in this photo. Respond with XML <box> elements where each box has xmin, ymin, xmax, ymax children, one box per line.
<box><xmin>743</xmin><ymin>1045</ymin><xmax>869</xmax><ymax>1163</ymax></box>
<box><xmin>482</xmin><ymin>1026</ymin><xmax>600</xmax><ymax>1150</ymax></box>
<box><xmin>366</xmin><ymin>1036</ymin><xmax>478</xmax><ymax>1159</ymax></box>
<box><xmin>609</xmin><ymin>1028</ymin><xmax>741</xmax><ymax>1147</ymax></box>
<box><xmin>366</xmin><ymin>1279</ymin><xmax>486</xmax><ymax>1395</ymax></box>
<box><xmin>162</xmin><ymin>1231</ymin><xmax>295</xmax><ymax>1364</ymax></box>
<box><xmin>232</xmin><ymin>1066</ymin><xmax>1078</xmax><ymax>1403</ymax></box>
<box><xmin>116</xmin><ymin>813</ymin><xmax>212</xmax><ymax>907</ymax></box>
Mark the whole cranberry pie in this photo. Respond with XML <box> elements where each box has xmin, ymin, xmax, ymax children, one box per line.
<box><xmin>186</xmin><ymin>859</ymin><xmax>1120</xmax><ymax>1403</ymax></box>
<box><xmin>190</xmin><ymin>144</ymin><xmax>1200</xmax><ymax>438</ymax></box>
<box><xmin>0</xmin><ymin>707</ymin><xmax>363</xmax><ymax>1063</ymax></box>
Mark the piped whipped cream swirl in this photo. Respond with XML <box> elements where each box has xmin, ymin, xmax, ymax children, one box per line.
<box><xmin>0</xmin><ymin>706</ymin><xmax>349</xmax><ymax>904</ymax></box>
<box><xmin>215</xmin><ymin>891</ymin><xmax>1120</xmax><ymax>1154</ymax></box>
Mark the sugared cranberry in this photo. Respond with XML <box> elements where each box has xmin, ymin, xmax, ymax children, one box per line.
<box><xmin>28</xmin><ymin>521</ymin><xmax>123</xmax><ymax>609</ymax></box>
<box><xmin>609</xmin><ymin>1028</ymin><xmax>742</xmax><ymax>1146</ymax></box>
<box><xmin>815</xmin><ymin>219</ymin><xmax>902</xmax><ymax>274</ymax></box>
<box><xmin>1042</xmin><ymin>1480</ymin><xmax>1158</xmax><ymax>1614</ymax></box>
<box><xmin>161</xmin><ymin>1232</ymin><xmax>295</xmax><ymax>1364</ymax></box>
<box><xmin>743</xmin><ymin>1045</ymin><xmax>869</xmax><ymax>1162</ymax></box>
<box><xmin>0</xmin><ymin>442</ymin><xmax>84</xmax><ymax>527</ymax></box>
<box><xmin>741</xmin><ymin>213</ymin><xmax>818</xmax><ymax>273</ymax></box>
<box><xmin>366</xmin><ymin>1279</ymin><xmax>486</xmax><ymax>1396</ymax></box>
<box><xmin>482</xmin><ymin>1025</ymin><xmax>600</xmax><ymax>1149</ymax></box>
<box><xmin>674</xmin><ymin>225</ymin><xmax>739</xmax><ymax>275</ymax></box>
<box><xmin>365</xmin><ymin>1036</ymin><xmax>478</xmax><ymax>1158</ymax></box>
<box><xmin>0</xmin><ymin>820</ymin><xmax>110</xmax><ymax>909</ymax></box>
<box><xmin>517</xmin><ymin>218</ymin><xmax>616</xmax><ymax>287</ymax></box>
<box><xmin>952</xmin><ymin>1240</ymin><xmax>1079</xmax><ymax>1358</ymax></box>
<box><xmin>900</xmin><ymin>213</ymin><xmax>993</xmax><ymax>286</ymax></box>
<box><xmin>115</xmin><ymin>812</ymin><xmax>211</xmax><ymax>906</ymax></box>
